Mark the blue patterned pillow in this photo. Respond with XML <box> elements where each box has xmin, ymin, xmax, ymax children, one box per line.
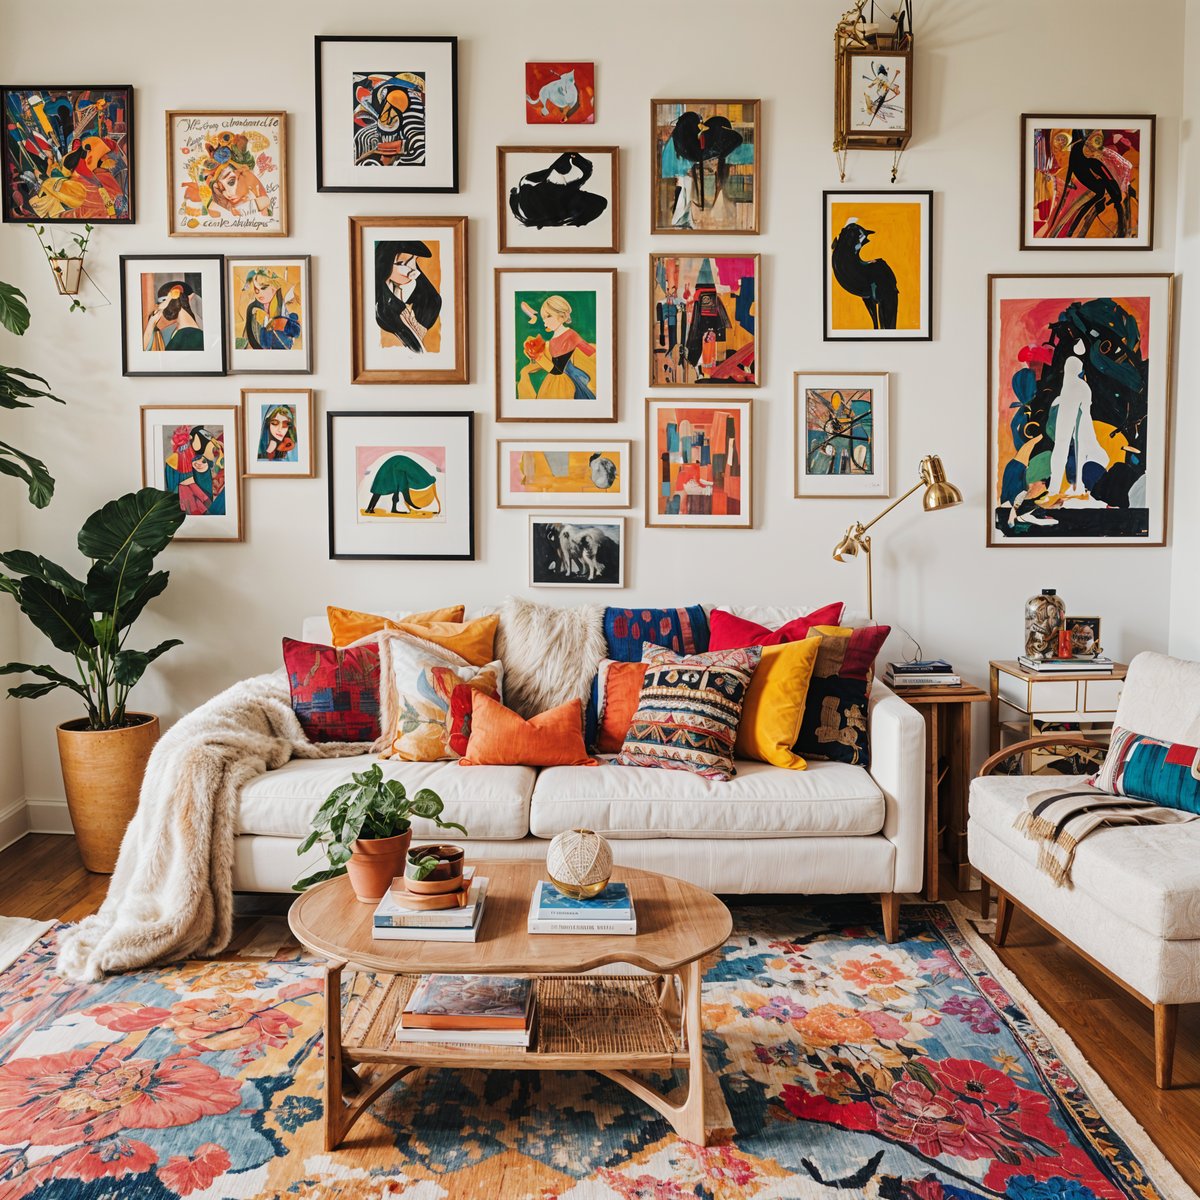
<box><xmin>1092</xmin><ymin>725</ymin><xmax>1200</xmax><ymax>814</ymax></box>
<box><xmin>603</xmin><ymin>605</ymin><xmax>710</xmax><ymax>662</ymax></box>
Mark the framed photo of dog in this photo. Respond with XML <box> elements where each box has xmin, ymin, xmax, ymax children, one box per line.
<box><xmin>529</xmin><ymin>515</ymin><xmax>626</xmax><ymax>588</ymax></box>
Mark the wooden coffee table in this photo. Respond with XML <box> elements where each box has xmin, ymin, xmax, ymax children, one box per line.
<box><xmin>288</xmin><ymin>861</ymin><xmax>732</xmax><ymax>1150</ymax></box>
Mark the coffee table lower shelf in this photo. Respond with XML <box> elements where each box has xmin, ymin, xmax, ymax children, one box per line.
<box><xmin>323</xmin><ymin>961</ymin><xmax>709</xmax><ymax>1149</ymax></box>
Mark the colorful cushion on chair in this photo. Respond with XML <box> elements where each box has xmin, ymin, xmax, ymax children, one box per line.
<box><xmin>1091</xmin><ymin>725</ymin><xmax>1200</xmax><ymax>814</ymax></box>
<box><xmin>282</xmin><ymin>638</ymin><xmax>381</xmax><ymax>743</ymax></box>
<box><xmin>603</xmin><ymin>604</ymin><xmax>710</xmax><ymax>662</ymax></box>
<box><xmin>708</xmin><ymin>603</ymin><xmax>845</xmax><ymax>650</ymax></box>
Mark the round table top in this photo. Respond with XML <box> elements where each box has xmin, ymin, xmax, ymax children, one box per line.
<box><xmin>287</xmin><ymin>860</ymin><xmax>733</xmax><ymax>975</ymax></box>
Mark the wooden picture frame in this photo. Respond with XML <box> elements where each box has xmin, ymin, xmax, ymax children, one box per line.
<box><xmin>350</xmin><ymin>215</ymin><xmax>468</xmax><ymax>385</ymax></box>
<box><xmin>494</xmin><ymin>266</ymin><xmax>617</xmax><ymax>422</ymax></box>
<box><xmin>240</xmin><ymin>388</ymin><xmax>316</xmax><ymax>479</ymax></box>
<box><xmin>1020</xmin><ymin>114</ymin><xmax>1155</xmax><ymax>250</ymax></box>
<box><xmin>529</xmin><ymin>514</ymin><xmax>626</xmax><ymax>588</ymax></box>
<box><xmin>842</xmin><ymin>49</ymin><xmax>912</xmax><ymax>139</ymax></box>
<box><xmin>497</xmin><ymin>145</ymin><xmax>620</xmax><ymax>253</ymax></box>
<box><xmin>165</xmin><ymin>110</ymin><xmax>287</xmax><ymax>236</ymax></box>
<box><xmin>226</xmin><ymin>255</ymin><xmax>311</xmax><ymax>374</ymax></box>
<box><xmin>120</xmin><ymin>254</ymin><xmax>227</xmax><ymax>377</ymax></box>
<box><xmin>497</xmin><ymin>438</ymin><xmax>632</xmax><ymax>508</ymax></box>
<box><xmin>650</xmin><ymin>99</ymin><xmax>760</xmax><ymax>235</ymax></box>
<box><xmin>794</xmin><ymin>371</ymin><xmax>889</xmax><ymax>499</ymax></box>
<box><xmin>140</xmin><ymin>404</ymin><xmax>243</xmax><ymax>542</ymax></box>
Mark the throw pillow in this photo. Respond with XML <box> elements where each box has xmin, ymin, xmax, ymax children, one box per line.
<box><xmin>327</xmin><ymin>605</ymin><xmax>465</xmax><ymax>647</ymax></box>
<box><xmin>617</xmin><ymin>646</ymin><xmax>762</xmax><ymax>781</ymax></box>
<box><xmin>447</xmin><ymin>684</ymin><xmax>478</xmax><ymax>757</ymax></box>
<box><xmin>603</xmin><ymin>604</ymin><xmax>710</xmax><ymax>662</ymax></box>
<box><xmin>332</xmin><ymin>609</ymin><xmax>499</xmax><ymax>667</ymax></box>
<box><xmin>592</xmin><ymin>658</ymin><xmax>650</xmax><ymax>754</ymax></box>
<box><xmin>459</xmin><ymin>693</ymin><xmax>597</xmax><ymax>767</ymax></box>
<box><xmin>377</xmin><ymin>631</ymin><xmax>504</xmax><ymax>761</ymax></box>
<box><xmin>1091</xmin><ymin>726</ymin><xmax>1200</xmax><ymax>814</ymax></box>
<box><xmin>282</xmin><ymin>637</ymin><xmax>381</xmax><ymax>743</ymax></box>
<box><xmin>735</xmin><ymin>638</ymin><xmax>822</xmax><ymax>769</ymax></box>
<box><xmin>796</xmin><ymin>625</ymin><xmax>891</xmax><ymax>767</ymax></box>
<box><xmin>708</xmin><ymin>603</ymin><xmax>845</xmax><ymax>651</ymax></box>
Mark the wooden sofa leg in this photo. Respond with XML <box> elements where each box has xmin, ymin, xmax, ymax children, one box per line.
<box><xmin>979</xmin><ymin>877</ymin><xmax>992</xmax><ymax>921</ymax></box>
<box><xmin>1155</xmin><ymin>1004</ymin><xmax>1178</xmax><ymax>1089</ymax></box>
<box><xmin>994</xmin><ymin>891</ymin><xmax>1015</xmax><ymax>947</ymax></box>
<box><xmin>881</xmin><ymin>893</ymin><xmax>900</xmax><ymax>943</ymax></box>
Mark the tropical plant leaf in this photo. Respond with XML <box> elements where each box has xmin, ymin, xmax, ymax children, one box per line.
<box><xmin>14</xmin><ymin>575</ymin><xmax>97</xmax><ymax>653</ymax></box>
<box><xmin>0</xmin><ymin>661</ymin><xmax>88</xmax><ymax>699</ymax></box>
<box><xmin>0</xmin><ymin>281</ymin><xmax>30</xmax><ymax>336</ymax></box>
<box><xmin>112</xmin><ymin>639</ymin><xmax>183</xmax><ymax>686</ymax></box>
<box><xmin>0</xmin><ymin>443</ymin><xmax>54</xmax><ymax>508</ymax></box>
<box><xmin>5</xmin><ymin>680</ymin><xmax>60</xmax><ymax>700</ymax></box>
<box><xmin>0</xmin><ymin>366</ymin><xmax>63</xmax><ymax>408</ymax></box>
<box><xmin>0</xmin><ymin>550</ymin><xmax>85</xmax><ymax>597</ymax></box>
<box><xmin>84</xmin><ymin>555</ymin><xmax>155</xmax><ymax>620</ymax></box>
<box><xmin>77</xmin><ymin>487</ymin><xmax>184</xmax><ymax>565</ymax></box>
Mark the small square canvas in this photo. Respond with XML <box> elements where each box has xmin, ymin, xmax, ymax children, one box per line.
<box><xmin>525</xmin><ymin>63</ymin><xmax>595</xmax><ymax>124</ymax></box>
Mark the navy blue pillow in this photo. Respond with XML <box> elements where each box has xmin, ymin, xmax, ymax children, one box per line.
<box><xmin>602</xmin><ymin>605</ymin><xmax>710</xmax><ymax>662</ymax></box>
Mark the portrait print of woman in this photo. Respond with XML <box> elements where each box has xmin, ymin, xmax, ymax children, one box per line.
<box><xmin>517</xmin><ymin>293</ymin><xmax>596</xmax><ymax>400</ymax></box>
<box><xmin>164</xmin><ymin>425</ymin><xmax>225</xmax><ymax>516</ymax></box>
<box><xmin>257</xmin><ymin>404</ymin><xmax>297</xmax><ymax>463</ymax></box>
<box><xmin>374</xmin><ymin>239</ymin><xmax>442</xmax><ymax>353</ymax></box>
<box><xmin>142</xmin><ymin>278</ymin><xmax>203</xmax><ymax>352</ymax></box>
<box><xmin>180</xmin><ymin>129</ymin><xmax>273</xmax><ymax>224</ymax></box>
<box><xmin>240</xmin><ymin>268</ymin><xmax>301</xmax><ymax>351</ymax></box>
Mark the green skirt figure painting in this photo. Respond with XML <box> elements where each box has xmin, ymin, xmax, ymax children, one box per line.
<box><xmin>356</xmin><ymin>445</ymin><xmax>446</xmax><ymax>521</ymax></box>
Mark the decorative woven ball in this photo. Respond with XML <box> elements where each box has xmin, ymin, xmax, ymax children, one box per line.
<box><xmin>546</xmin><ymin>828</ymin><xmax>613</xmax><ymax>899</ymax></box>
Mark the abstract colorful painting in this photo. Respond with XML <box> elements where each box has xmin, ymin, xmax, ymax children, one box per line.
<box><xmin>1</xmin><ymin>85</ymin><xmax>133</xmax><ymax>222</ymax></box>
<box><xmin>242</xmin><ymin>388</ymin><xmax>314</xmax><ymax>478</ymax></box>
<box><xmin>1022</xmin><ymin>115</ymin><xmax>1155</xmax><ymax>249</ymax></box>
<box><xmin>525</xmin><ymin>62</ymin><xmax>595</xmax><ymax>124</ymax></box>
<box><xmin>166</xmin><ymin>111</ymin><xmax>285</xmax><ymax>235</ymax></box>
<box><xmin>120</xmin><ymin>255</ymin><xmax>226</xmax><ymax>376</ymax></box>
<box><xmin>497</xmin><ymin>439</ymin><xmax>630</xmax><ymax>508</ymax></box>
<box><xmin>352</xmin><ymin>72</ymin><xmax>425</xmax><ymax>166</ymax></box>
<box><xmin>530</xmin><ymin>516</ymin><xmax>625</xmax><ymax>587</ymax></box>
<box><xmin>650</xmin><ymin>254</ymin><xmax>758</xmax><ymax>387</ymax></box>
<box><xmin>227</xmin><ymin>256</ymin><xmax>310</xmax><ymax>373</ymax></box>
<box><xmin>845</xmin><ymin>50</ymin><xmax>911</xmax><ymax>135</ymax></box>
<box><xmin>987</xmin><ymin>273</ymin><xmax>1173</xmax><ymax>546</ymax></box>
<box><xmin>646</xmin><ymin>398</ymin><xmax>752</xmax><ymax>528</ymax></box>
<box><xmin>499</xmin><ymin>146</ymin><xmax>619</xmax><ymax>253</ymax></box>
<box><xmin>651</xmin><ymin>99</ymin><xmax>759</xmax><ymax>233</ymax></box>
<box><xmin>795</xmin><ymin>372</ymin><xmax>889</xmax><ymax>498</ymax></box>
<box><xmin>824</xmin><ymin>190</ymin><xmax>931</xmax><ymax>341</ymax></box>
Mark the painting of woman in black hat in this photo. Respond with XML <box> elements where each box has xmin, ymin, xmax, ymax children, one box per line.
<box><xmin>374</xmin><ymin>239</ymin><xmax>442</xmax><ymax>353</ymax></box>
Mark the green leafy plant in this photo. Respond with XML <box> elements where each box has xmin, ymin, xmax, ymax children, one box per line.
<box><xmin>0</xmin><ymin>487</ymin><xmax>186</xmax><ymax>728</ymax></box>
<box><xmin>408</xmin><ymin>853</ymin><xmax>443</xmax><ymax>881</ymax></box>
<box><xmin>30</xmin><ymin>223</ymin><xmax>94</xmax><ymax>313</ymax></box>
<box><xmin>294</xmin><ymin>764</ymin><xmax>468</xmax><ymax>891</ymax></box>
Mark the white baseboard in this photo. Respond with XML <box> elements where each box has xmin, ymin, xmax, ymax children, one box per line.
<box><xmin>25</xmin><ymin>798</ymin><xmax>73</xmax><ymax>836</ymax></box>
<box><xmin>0</xmin><ymin>800</ymin><xmax>29</xmax><ymax>853</ymax></box>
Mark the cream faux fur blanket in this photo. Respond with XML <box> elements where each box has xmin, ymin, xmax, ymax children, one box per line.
<box><xmin>56</xmin><ymin>671</ymin><xmax>370</xmax><ymax>982</ymax></box>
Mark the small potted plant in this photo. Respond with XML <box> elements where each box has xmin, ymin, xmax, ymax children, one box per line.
<box><xmin>30</xmin><ymin>223</ymin><xmax>94</xmax><ymax>311</ymax></box>
<box><xmin>294</xmin><ymin>763</ymin><xmax>468</xmax><ymax>902</ymax></box>
<box><xmin>404</xmin><ymin>844</ymin><xmax>466</xmax><ymax>895</ymax></box>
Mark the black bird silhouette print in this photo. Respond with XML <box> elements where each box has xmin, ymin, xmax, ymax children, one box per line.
<box><xmin>830</xmin><ymin>216</ymin><xmax>899</xmax><ymax>330</ymax></box>
<box><xmin>509</xmin><ymin>151</ymin><xmax>608</xmax><ymax>229</ymax></box>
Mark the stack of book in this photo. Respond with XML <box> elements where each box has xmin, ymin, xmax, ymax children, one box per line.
<box><xmin>395</xmin><ymin>974</ymin><xmax>535</xmax><ymax>1047</ymax></box>
<box><xmin>1017</xmin><ymin>654</ymin><xmax>1115</xmax><ymax>674</ymax></box>
<box><xmin>372</xmin><ymin>868</ymin><xmax>488</xmax><ymax>942</ymax></box>
<box><xmin>884</xmin><ymin>659</ymin><xmax>961</xmax><ymax>688</ymax></box>
<box><xmin>527</xmin><ymin>880</ymin><xmax>637</xmax><ymax>935</ymax></box>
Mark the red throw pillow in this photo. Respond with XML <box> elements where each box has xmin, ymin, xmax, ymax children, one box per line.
<box><xmin>708</xmin><ymin>604</ymin><xmax>846</xmax><ymax>650</ymax></box>
<box><xmin>459</xmin><ymin>693</ymin><xmax>597</xmax><ymax>767</ymax></box>
<box><xmin>447</xmin><ymin>684</ymin><xmax>476</xmax><ymax>756</ymax></box>
<box><xmin>282</xmin><ymin>637</ymin><xmax>381</xmax><ymax>743</ymax></box>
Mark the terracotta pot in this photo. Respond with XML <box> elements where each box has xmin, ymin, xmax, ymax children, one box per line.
<box><xmin>346</xmin><ymin>830</ymin><xmax>412</xmax><ymax>903</ymax></box>
<box><xmin>56</xmin><ymin>713</ymin><xmax>160</xmax><ymax>874</ymax></box>
<box><xmin>405</xmin><ymin>844</ymin><xmax>466</xmax><ymax>894</ymax></box>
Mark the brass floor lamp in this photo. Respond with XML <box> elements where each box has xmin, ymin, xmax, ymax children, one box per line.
<box><xmin>832</xmin><ymin>455</ymin><xmax>963</xmax><ymax>620</ymax></box>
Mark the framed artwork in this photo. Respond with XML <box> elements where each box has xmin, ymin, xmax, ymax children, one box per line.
<box><xmin>226</xmin><ymin>256</ymin><xmax>311</xmax><ymax>374</ymax></box>
<box><xmin>350</xmin><ymin>216</ymin><xmax>467</xmax><ymax>385</ymax></box>
<box><xmin>120</xmin><ymin>255</ymin><xmax>226</xmax><ymax>377</ymax></box>
<box><xmin>1064</xmin><ymin>616</ymin><xmax>1103</xmax><ymax>657</ymax></box>
<box><xmin>497</xmin><ymin>146</ymin><xmax>619</xmax><ymax>253</ymax></box>
<box><xmin>844</xmin><ymin>49</ymin><xmax>912</xmax><ymax>138</ymax></box>
<box><xmin>823</xmin><ymin>190</ymin><xmax>932</xmax><ymax>341</ymax></box>
<box><xmin>494</xmin><ymin>267</ymin><xmax>616</xmax><ymax>422</ymax></box>
<box><xmin>315</xmin><ymin>35</ymin><xmax>458</xmax><ymax>193</ymax></box>
<box><xmin>140</xmin><ymin>405</ymin><xmax>242</xmax><ymax>542</ymax></box>
<box><xmin>650</xmin><ymin>253</ymin><xmax>759</xmax><ymax>387</ymax></box>
<box><xmin>794</xmin><ymin>371</ymin><xmax>889</xmax><ymax>498</ymax></box>
<box><xmin>241</xmin><ymin>389</ymin><xmax>315</xmax><ymax>479</ymax></box>
<box><xmin>1021</xmin><ymin>114</ymin><xmax>1155</xmax><ymax>250</ymax></box>
<box><xmin>987</xmin><ymin>273</ymin><xmax>1173</xmax><ymax>547</ymax></box>
<box><xmin>327</xmin><ymin>410</ymin><xmax>474</xmax><ymax>560</ymax></box>
<box><xmin>497</xmin><ymin>439</ymin><xmax>631</xmax><ymax>509</ymax></box>
<box><xmin>529</xmin><ymin>515</ymin><xmax>625</xmax><ymax>588</ymax></box>
<box><xmin>645</xmin><ymin>398</ymin><xmax>752</xmax><ymax>529</ymax></box>
<box><xmin>166</xmin><ymin>111</ymin><xmax>286</xmax><ymax>236</ymax></box>
<box><xmin>650</xmin><ymin>99</ymin><xmax>759</xmax><ymax>234</ymax></box>
<box><xmin>1</xmin><ymin>85</ymin><xmax>134</xmax><ymax>223</ymax></box>
<box><xmin>525</xmin><ymin>62</ymin><xmax>595</xmax><ymax>124</ymax></box>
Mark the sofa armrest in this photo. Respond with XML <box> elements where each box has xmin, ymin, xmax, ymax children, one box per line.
<box><xmin>868</xmin><ymin>680</ymin><xmax>926</xmax><ymax>894</ymax></box>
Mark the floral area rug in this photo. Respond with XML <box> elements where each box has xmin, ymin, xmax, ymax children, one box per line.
<box><xmin>0</xmin><ymin>903</ymin><xmax>1191</xmax><ymax>1200</ymax></box>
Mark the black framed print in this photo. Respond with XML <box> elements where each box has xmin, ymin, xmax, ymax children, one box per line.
<box><xmin>120</xmin><ymin>254</ymin><xmax>226</xmax><ymax>376</ymax></box>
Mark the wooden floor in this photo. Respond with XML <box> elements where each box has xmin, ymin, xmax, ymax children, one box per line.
<box><xmin>1</xmin><ymin>833</ymin><xmax>1196</xmax><ymax>1190</ymax></box>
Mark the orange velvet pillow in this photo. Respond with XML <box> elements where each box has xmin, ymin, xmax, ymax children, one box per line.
<box><xmin>595</xmin><ymin>660</ymin><xmax>649</xmax><ymax>754</ymax></box>
<box><xmin>459</xmin><ymin>693</ymin><xmax>597</xmax><ymax>767</ymax></box>
<box><xmin>327</xmin><ymin>605</ymin><xmax>465</xmax><ymax>647</ymax></box>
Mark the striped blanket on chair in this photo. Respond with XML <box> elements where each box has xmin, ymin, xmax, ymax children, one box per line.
<box><xmin>1015</xmin><ymin>784</ymin><xmax>1199</xmax><ymax>886</ymax></box>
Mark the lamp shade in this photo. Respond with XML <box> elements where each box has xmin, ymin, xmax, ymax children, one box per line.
<box><xmin>919</xmin><ymin>455</ymin><xmax>963</xmax><ymax>511</ymax></box>
<box><xmin>832</xmin><ymin>530</ymin><xmax>862</xmax><ymax>560</ymax></box>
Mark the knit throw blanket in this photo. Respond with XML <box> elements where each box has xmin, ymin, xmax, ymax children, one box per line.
<box><xmin>57</xmin><ymin>671</ymin><xmax>370</xmax><ymax>982</ymax></box>
<box><xmin>1015</xmin><ymin>784</ymin><xmax>1198</xmax><ymax>887</ymax></box>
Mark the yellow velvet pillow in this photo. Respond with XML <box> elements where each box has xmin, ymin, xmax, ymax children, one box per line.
<box><xmin>736</xmin><ymin>637</ymin><xmax>822</xmax><ymax>769</ymax></box>
<box><xmin>391</xmin><ymin>615</ymin><xmax>500</xmax><ymax>668</ymax></box>
<box><xmin>327</xmin><ymin>605</ymin><xmax>465</xmax><ymax>648</ymax></box>
<box><xmin>459</xmin><ymin>694</ymin><xmax>597</xmax><ymax>767</ymax></box>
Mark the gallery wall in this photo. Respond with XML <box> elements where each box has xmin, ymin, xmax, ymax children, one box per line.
<box><xmin>0</xmin><ymin>0</ymin><xmax>1192</xmax><ymax>831</ymax></box>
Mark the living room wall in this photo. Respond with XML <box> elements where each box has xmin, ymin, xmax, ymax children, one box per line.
<box><xmin>0</xmin><ymin>0</ymin><xmax>1191</xmax><ymax>832</ymax></box>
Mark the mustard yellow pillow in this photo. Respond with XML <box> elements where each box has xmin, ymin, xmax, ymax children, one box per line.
<box><xmin>327</xmin><ymin>605</ymin><xmax>465</xmax><ymax>648</ymax></box>
<box><xmin>390</xmin><ymin>615</ymin><xmax>500</xmax><ymax>668</ymax></box>
<box><xmin>736</xmin><ymin>637</ymin><xmax>821</xmax><ymax>769</ymax></box>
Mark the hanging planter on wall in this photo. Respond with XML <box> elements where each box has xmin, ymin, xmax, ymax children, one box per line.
<box><xmin>29</xmin><ymin>223</ymin><xmax>98</xmax><ymax>310</ymax></box>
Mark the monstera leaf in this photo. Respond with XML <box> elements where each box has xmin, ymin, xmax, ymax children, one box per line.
<box><xmin>78</xmin><ymin>488</ymin><xmax>185</xmax><ymax>564</ymax></box>
<box><xmin>0</xmin><ymin>281</ymin><xmax>30</xmax><ymax>337</ymax></box>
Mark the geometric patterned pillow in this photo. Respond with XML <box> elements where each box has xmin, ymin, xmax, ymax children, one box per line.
<box><xmin>1091</xmin><ymin>725</ymin><xmax>1200</xmax><ymax>814</ymax></box>
<box><xmin>281</xmin><ymin>637</ymin><xmax>381</xmax><ymax>744</ymax></box>
<box><xmin>616</xmin><ymin>645</ymin><xmax>762</xmax><ymax>781</ymax></box>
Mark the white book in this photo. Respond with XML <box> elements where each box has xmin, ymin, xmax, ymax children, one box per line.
<box><xmin>527</xmin><ymin>917</ymin><xmax>637</xmax><ymax>935</ymax></box>
<box><xmin>391</xmin><ymin>1024</ymin><xmax>533</xmax><ymax>1047</ymax></box>
<box><xmin>374</xmin><ymin>879</ymin><xmax>489</xmax><ymax>928</ymax></box>
<box><xmin>372</xmin><ymin>901</ymin><xmax>485</xmax><ymax>942</ymax></box>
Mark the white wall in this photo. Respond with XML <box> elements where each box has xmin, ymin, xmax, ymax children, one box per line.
<box><xmin>0</xmin><ymin>0</ymin><xmax>1189</xmax><ymax>821</ymax></box>
<box><xmin>0</xmin><ymin>491</ymin><xmax>26</xmax><ymax>848</ymax></box>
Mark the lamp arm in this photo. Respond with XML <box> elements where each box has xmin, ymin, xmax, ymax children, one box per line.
<box><xmin>856</xmin><ymin>477</ymin><xmax>926</xmax><ymax>536</ymax></box>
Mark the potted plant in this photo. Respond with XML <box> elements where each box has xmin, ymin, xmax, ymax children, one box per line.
<box><xmin>294</xmin><ymin>763</ymin><xmax>468</xmax><ymax>903</ymax></box>
<box><xmin>404</xmin><ymin>844</ymin><xmax>466</xmax><ymax>895</ymax></box>
<box><xmin>0</xmin><ymin>488</ymin><xmax>186</xmax><ymax>872</ymax></box>
<box><xmin>30</xmin><ymin>223</ymin><xmax>94</xmax><ymax>311</ymax></box>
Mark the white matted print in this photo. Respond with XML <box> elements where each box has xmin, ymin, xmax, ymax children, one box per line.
<box><xmin>499</xmin><ymin>147</ymin><xmax>619</xmax><ymax>253</ymax></box>
<box><xmin>141</xmin><ymin>405</ymin><xmax>242</xmax><ymax>541</ymax></box>
<box><xmin>120</xmin><ymin>255</ymin><xmax>226</xmax><ymax>376</ymax></box>
<box><xmin>498</xmin><ymin>439</ymin><xmax>631</xmax><ymax>508</ymax></box>
<box><xmin>794</xmin><ymin>372</ymin><xmax>889</xmax><ymax>498</ymax></box>
<box><xmin>328</xmin><ymin>410</ymin><xmax>474</xmax><ymax>560</ymax></box>
<box><xmin>316</xmin><ymin>36</ymin><xmax>458</xmax><ymax>193</ymax></box>
<box><xmin>241</xmin><ymin>389</ymin><xmax>315</xmax><ymax>478</ymax></box>
<box><xmin>529</xmin><ymin>515</ymin><xmax>625</xmax><ymax>588</ymax></box>
<box><xmin>227</xmin><ymin>256</ymin><xmax>311</xmax><ymax>374</ymax></box>
<box><xmin>845</xmin><ymin>50</ymin><xmax>910</xmax><ymax>135</ymax></box>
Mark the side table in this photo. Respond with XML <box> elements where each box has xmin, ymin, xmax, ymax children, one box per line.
<box><xmin>890</xmin><ymin>682</ymin><xmax>989</xmax><ymax>900</ymax></box>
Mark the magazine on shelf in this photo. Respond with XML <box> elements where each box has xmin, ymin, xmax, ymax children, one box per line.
<box><xmin>402</xmin><ymin>975</ymin><xmax>534</xmax><ymax>1030</ymax></box>
<box><xmin>886</xmin><ymin>672</ymin><xmax>961</xmax><ymax>687</ymax></box>
<box><xmin>886</xmin><ymin>659</ymin><xmax>953</xmax><ymax>674</ymax></box>
<box><xmin>391</xmin><ymin>1024</ymin><xmax>533</xmax><ymax>1047</ymax></box>
<box><xmin>374</xmin><ymin>878</ymin><xmax>489</xmax><ymax>928</ymax></box>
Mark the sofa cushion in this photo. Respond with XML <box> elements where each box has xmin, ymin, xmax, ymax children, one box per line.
<box><xmin>238</xmin><ymin>755</ymin><xmax>535</xmax><ymax>842</ymax></box>
<box><xmin>282</xmin><ymin>638</ymin><xmax>381</xmax><ymax>743</ymax></box>
<box><xmin>603</xmin><ymin>604</ymin><xmax>709</xmax><ymax>662</ymax></box>
<box><xmin>530</xmin><ymin>758</ymin><xmax>884</xmax><ymax>839</ymax></box>
<box><xmin>970</xmin><ymin>773</ymin><xmax>1200</xmax><ymax>941</ymax></box>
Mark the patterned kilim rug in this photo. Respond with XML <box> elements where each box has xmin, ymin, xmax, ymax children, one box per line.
<box><xmin>0</xmin><ymin>903</ymin><xmax>1192</xmax><ymax>1200</ymax></box>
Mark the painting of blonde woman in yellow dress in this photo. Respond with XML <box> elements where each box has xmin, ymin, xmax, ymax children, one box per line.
<box><xmin>515</xmin><ymin>290</ymin><xmax>597</xmax><ymax>401</ymax></box>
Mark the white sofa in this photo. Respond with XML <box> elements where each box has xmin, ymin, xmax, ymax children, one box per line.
<box><xmin>231</xmin><ymin>607</ymin><xmax>926</xmax><ymax>939</ymax></box>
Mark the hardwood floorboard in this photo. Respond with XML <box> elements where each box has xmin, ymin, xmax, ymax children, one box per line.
<box><xmin>0</xmin><ymin>835</ymin><xmax>1194</xmax><ymax>1188</ymax></box>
